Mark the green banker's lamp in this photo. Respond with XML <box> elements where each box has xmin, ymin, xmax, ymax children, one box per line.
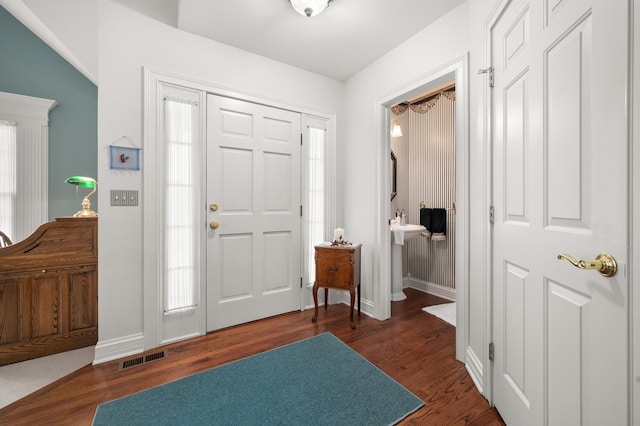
<box><xmin>65</xmin><ymin>176</ymin><xmax>98</xmax><ymax>217</ymax></box>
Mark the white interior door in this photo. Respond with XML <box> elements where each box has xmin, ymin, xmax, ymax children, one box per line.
<box><xmin>490</xmin><ymin>0</ymin><xmax>629</xmax><ymax>424</ymax></box>
<box><xmin>206</xmin><ymin>95</ymin><xmax>302</xmax><ymax>331</ymax></box>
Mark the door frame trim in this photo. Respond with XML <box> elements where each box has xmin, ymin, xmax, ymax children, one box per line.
<box><xmin>142</xmin><ymin>67</ymin><xmax>337</xmax><ymax>350</ymax></box>
<box><xmin>630</xmin><ymin>0</ymin><xmax>638</xmax><ymax>421</ymax></box>
<box><xmin>482</xmin><ymin>0</ymin><xmax>509</xmax><ymax>406</ymax></box>
<box><xmin>373</xmin><ymin>54</ymin><xmax>470</xmax><ymax>363</ymax></box>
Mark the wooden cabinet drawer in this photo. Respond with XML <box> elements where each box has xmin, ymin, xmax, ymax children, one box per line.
<box><xmin>314</xmin><ymin>245</ymin><xmax>361</xmax><ymax>290</ymax></box>
<box><xmin>315</xmin><ymin>248</ymin><xmax>353</xmax><ymax>289</ymax></box>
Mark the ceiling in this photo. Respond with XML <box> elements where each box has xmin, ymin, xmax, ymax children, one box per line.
<box><xmin>112</xmin><ymin>0</ymin><xmax>465</xmax><ymax>81</ymax></box>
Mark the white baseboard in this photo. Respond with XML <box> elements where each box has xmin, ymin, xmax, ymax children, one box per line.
<box><xmin>465</xmin><ymin>346</ymin><xmax>484</xmax><ymax>394</ymax></box>
<box><xmin>405</xmin><ymin>277</ymin><xmax>456</xmax><ymax>301</ymax></box>
<box><xmin>328</xmin><ymin>292</ymin><xmax>375</xmax><ymax>319</ymax></box>
<box><xmin>93</xmin><ymin>333</ymin><xmax>145</xmax><ymax>365</ymax></box>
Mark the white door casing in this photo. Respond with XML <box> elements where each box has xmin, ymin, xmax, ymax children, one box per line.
<box><xmin>142</xmin><ymin>70</ymin><xmax>334</xmax><ymax>359</ymax></box>
<box><xmin>373</xmin><ymin>56</ymin><xmax>470</xmax><ymax>363</ymax></box>
<box><xmin>490</xmin><ymin>0</ymin><xmax>629</xmax><ymax>424</ymax></box>
<box><xmin>206</xmin><ymin>95</ymin><xmax>302</xmax><ymax>331</ymax></box>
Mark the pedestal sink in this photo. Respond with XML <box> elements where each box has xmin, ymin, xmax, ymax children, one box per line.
<box><xmin>390</xmin><ymin>224</ymin><xmax>426</xmax><ymax>301</ymax></box>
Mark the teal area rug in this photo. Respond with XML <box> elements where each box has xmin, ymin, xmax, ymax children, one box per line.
<box><xmin>93</xmin><ymin>333</ymin><xmax>423</xmax><ymax>425</ymax></box>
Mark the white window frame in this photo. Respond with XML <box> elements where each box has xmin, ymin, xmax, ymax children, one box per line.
<box><xmin>302</xmin><ymin>116</ymin><xmax>330</xmax><ymax>287</ymax></box>
<box><xmin>0</xmin><ymin>122</ymin><xmax>17</xmax><ymax>241</ymax></box>
<box><xmin>0</xmin><ymin>91</ymin><xmax>56</xmax><ymax>242</ymax></box>
<box><xmin>162</xmin><ymin>93</ymin><xmax>201</xmax><ymax>313</ymax></box>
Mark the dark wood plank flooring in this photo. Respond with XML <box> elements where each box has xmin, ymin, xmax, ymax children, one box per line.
<box><xmin>0</xmin><ymin>288</ymin><xmax>504</xmax><ymax>425</ymax></box>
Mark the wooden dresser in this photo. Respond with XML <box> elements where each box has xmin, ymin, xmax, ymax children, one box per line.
<box><xmin>312</xmin><ymin>244</ymin><xmax>362</xmax><ymax>329</ymax></box>
<box><xmin>0</xmin><ymin>217</ymin><xmax>98</xmax><ymax>366</ymax></box>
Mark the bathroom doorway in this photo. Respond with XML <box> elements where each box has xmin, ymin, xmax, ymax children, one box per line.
<box><xmin>390</xmin><ymin>82</ymin><xmax>457</xmax><ymax>302</ymax></box>
<box><xmin>376</xmin><ymin>56</ymin><xmax>469</xmax><ymax>361</ymax></box>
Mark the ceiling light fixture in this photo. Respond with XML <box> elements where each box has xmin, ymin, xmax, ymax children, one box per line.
<box><xmin>289</xmin><ymin>0</ymin><xmax>332</xmax><ymax>17</ymax></box>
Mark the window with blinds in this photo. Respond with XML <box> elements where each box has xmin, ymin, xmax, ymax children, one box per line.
<box><xmin>0</xmin><ymin>121</ymin><xmax>16</xmax><ymax>241</ymax></box>
<box><xmin>305</xmin><ymin>125</ymin><xmax>327</xmax><ymax>284</ymax></box>
<box><xmin>0</xmin><ymin>92</ymin><xmax>55</xmax><ymax>242</ymax></box>
<box><xmin>163</xmin><ymin>96</ymin><xmax>199</xmax><ymax>313</ymax></box>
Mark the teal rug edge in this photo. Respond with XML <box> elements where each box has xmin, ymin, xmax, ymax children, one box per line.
<box><xmin>93</xmin><ymin>332</ymin><xmax>424</xmax><ymax>426</ymax></box>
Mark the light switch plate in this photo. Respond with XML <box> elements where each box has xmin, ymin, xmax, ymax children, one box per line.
<box><xmin>110</xmin><ymin>189</ymin><xmax>138</xmax><ymax>206</ymax></box>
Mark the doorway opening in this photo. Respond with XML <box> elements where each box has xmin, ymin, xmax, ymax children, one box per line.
<box><xmin>389</xmin><ymin>82</ymin><xmax>457</xmax><ymax>306</ymax></box>
<box><xmin>375</xmin><ymin>55</ymin><xmax>469</xmax><ymax>363</ymax></box>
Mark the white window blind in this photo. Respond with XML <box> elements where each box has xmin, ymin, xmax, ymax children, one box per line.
<box><xmin>0</xmin><ymin>121</ymin><xmax>16</xmax><ymax>241</ymax></box>
<box><xmin>0</xmin><ymin>92</ymin><xmax>55</xmax><ymax>242</ymax></box>
<box><xmin>306</xmin><ymin>126</ymin><xmax>327</xmax><ymax>284</ymax></box>
<box><xmin>163</xmin><ymin>97</ymin><xmax>198</xmax><ymax>312</ymax></box>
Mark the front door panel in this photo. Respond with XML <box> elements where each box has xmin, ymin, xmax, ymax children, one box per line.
<box><xmin>206</xmin><ymin>95</ymin><xmax>302</xmax><ymax>331</ymax></box>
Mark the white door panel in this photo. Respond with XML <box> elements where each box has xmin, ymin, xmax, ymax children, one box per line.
<box><xmin>219</xmin><ymin>147</ymin><xmax>253</xmax><ymax>212</ymax></box>
<box><xmin>546</xmin><ymin>14</ymin><xmax>592</xmax><ymax>230</ymax></box>
<box><xmin>491</xmin><ymin>0</ymin><xmax>628</xmax><ymax>424</ymax></box>
<box><xmin>207</xmin><ymin>95</ymin><xmax>302</xmax><ymax>331</ymax></box>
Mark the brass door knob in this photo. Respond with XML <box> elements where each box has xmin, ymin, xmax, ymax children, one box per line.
<box><xmin>210</xmin><ymin>203</ymin><xmax>218</xmax><ymax>212</ymax></box>
<box><xmin>557</xmin><ymin>253</ymin><xmax>617</xmax><ymax>277</ymax></box>
<box><xmin>209</xmin><ymin>221</ymin><xmax>219</xmax><ymax>230</ymax></box>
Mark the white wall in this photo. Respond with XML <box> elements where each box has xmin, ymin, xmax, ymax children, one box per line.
<box><xmin>96</xmin><ymin>0</ymin><xmax>344</xmax><ymax>360</ymax></box>
<box><xmin>0</xmin><ymin>0</ymin><xmax>98</xmax><ymax>84</ymax></box>
<box><xmin>343</xmin><ymin>0</ymin><xmax>492</xmax><ymax>395</ymax></box>
<box><xmin>344</xmin><ymin>2</ymin><xmax>469</xmax><ymax>296</ymax></box>
<box><xmin>22</xmin><ymin>0</ymin><xmax>98</xmax><ymax>80</ymax></box>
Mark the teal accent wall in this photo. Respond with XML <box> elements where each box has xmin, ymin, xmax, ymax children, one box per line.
<box><xmin>0</xmin><ymin>6</ymin><xmax>97</xmax><ymax>222</ymax></box>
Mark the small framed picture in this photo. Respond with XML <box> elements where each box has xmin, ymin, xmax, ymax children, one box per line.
<box><xmin>109</xmin><ymin>145</ymin><xmax>140</xmax><ymax>171</ymax></box>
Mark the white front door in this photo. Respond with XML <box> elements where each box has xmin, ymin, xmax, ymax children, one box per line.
<box><xmin>490</xmin><ymin>0</ymin><xmax>629</xmax><ymax>424</ymax></box>
<box><xmin>206</xmin><ymin>95</ymin><xmax>302</xmax><ymax>331</ymax></box>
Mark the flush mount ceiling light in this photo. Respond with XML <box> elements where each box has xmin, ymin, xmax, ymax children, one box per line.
<box><xmin>289</xmin><ymin>0</ymin><xmax>332</xmax><ymax>17</ymax></box>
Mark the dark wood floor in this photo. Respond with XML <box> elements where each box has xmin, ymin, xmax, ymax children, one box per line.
<box><xmin>0</xmin><ymin>288</ymin><xmax>504</xmax><ymax>425</ymax></box>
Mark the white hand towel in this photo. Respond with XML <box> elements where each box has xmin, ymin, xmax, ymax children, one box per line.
<box><xmin>393</xmin><ymin>228</ymin><xmax>405</xmax><ymax>245</ymax></box>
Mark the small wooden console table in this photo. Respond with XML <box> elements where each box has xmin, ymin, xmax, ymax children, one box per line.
<box><xmin>312</xmin><ymin>244</ymin><xmax>362</xmax><ymax>329</ymax></box>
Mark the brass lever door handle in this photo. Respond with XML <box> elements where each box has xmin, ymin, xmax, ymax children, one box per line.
<box><xmin>557</xmin><ymin>253</ymin><xmax>617</xmax><ymax>277</ymax></box>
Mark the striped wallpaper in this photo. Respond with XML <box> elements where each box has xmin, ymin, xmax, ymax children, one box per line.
<box><xmin>391</xmin><ymin>94</ymin><xmax>456</xmax><ymax>294</ymax></box>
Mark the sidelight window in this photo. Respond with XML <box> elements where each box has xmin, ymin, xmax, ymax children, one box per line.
<box><xmin>304</xmin><ymin>120</ymin><xmax>329</xmax><ymax>285</ymax></box>
<box><xmin>163</xmin><ymin>95</ymin><xmax>199</xmax><ymax>312</ymax></box>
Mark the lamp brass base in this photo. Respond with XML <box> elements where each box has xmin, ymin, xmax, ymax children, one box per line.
<box><xmin>73</xmin><ymin>209</ymin><xmax>98</xmax><ymax>217</ymax></box>
<box><xmin>73</xmin><ymin>197</ymin><xmax>98</xmax><ymax>217</ymax></box>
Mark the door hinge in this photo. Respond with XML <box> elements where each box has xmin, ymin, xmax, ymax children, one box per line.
<box><xmin>489</xmin><ymin>206</ymin><xmax>495</xmax><ymax>224</ymax></box>
<box><xmin>478</xmin><ymin>67</ymin><xmax>494</xmax><ymax>87</ymax></box>
<box><xmin>489</xmin><ymin>342</ymin><xmax>495</xmax><ymax>361</ymax></box>
<box><xmin>300</xmin><ymin>205</ymin><xmax>303</xmax><ymax>217</ymax></box>
<box><xmin>300</xmin><ymin>133</ymin><xmax>303</xmax><ymax>146</ymax></box>
<box><xmin>300</xmin><ymin>277</ymin><xmax>303</xmax><ymax>288</ymax></box>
